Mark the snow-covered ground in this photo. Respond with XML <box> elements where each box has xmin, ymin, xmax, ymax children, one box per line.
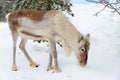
<box><xmin>0</xmin><ymin>4</ymin><xmax>120</xmax><ymax>80</ymax></box>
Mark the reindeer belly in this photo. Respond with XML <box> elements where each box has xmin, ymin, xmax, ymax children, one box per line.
<box><xmin>17</xmin><ymin>28</ymin><xmax>49</xmax><ymax>40</ymax></box>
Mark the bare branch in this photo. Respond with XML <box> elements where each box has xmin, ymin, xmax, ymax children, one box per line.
<box><xmin>86</xmin><ymin>0</ymin><xmax>109</xmax><ymax>3</ymax></box>
<box><xmin>108</xmin><ymin>4</ymin><xmax>120</xmax><ymax>15</ymax></box>
<box><xmin>86</xmin><ymin>0</ymin><xmax>120</xmax><ymax>15</ymax></box>
<box><xmin>93</xmin><ymin>4</ymin><xmax>107</xmax><ymax>16</ymax></box>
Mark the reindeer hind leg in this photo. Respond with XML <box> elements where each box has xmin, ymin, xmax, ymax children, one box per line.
<box><xmin>19</xmin><ymin>38</ymin><xmax>39</xmax><ymax>67</ymax></box>
<box><xmin>11</xmin><ymin>29</ymin><xmax>18</xmax><ymax>71</ymax></box>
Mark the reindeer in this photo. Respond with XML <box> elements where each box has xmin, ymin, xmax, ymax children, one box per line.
<box><xmin>6</xmin><ymin>9</ymin><xmax>90</xmax><ymax>73</ymax></box>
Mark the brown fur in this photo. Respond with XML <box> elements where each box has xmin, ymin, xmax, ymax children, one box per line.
<box><xmin>11</xmin><ymin>9</ymin><xmax>48</xmax><ymax>21</ymax></box>
<box><xmin>8</xmin><ymin>9</ymin><xmax>48</xmax><ymax>30</ymax></box>
<box><xmin>80</xmin><ymin>40</ymin><xmax>90</xmax><ymax>65</ymax></box>
<box><xmin>8</xmin><ymin>9</ymin><xmax>58</xmax><ymax>30</ymax></box>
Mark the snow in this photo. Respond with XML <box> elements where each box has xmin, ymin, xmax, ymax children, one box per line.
<box><xmin>0</xmin><ymin>4</ymin><xmax>120</xmax><ymax>80</ymax></box>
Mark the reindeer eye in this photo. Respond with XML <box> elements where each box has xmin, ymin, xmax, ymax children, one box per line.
<box><xmin>81</xmin><ymin>48</ymin><xmax>85</xmax><ymax>52</ymax></box>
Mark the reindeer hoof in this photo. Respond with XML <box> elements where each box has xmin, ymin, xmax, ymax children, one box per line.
<box><xmin>47</xmin><ymin>66</ymin><xmax>54</xmax><ymax>71</ymax></box>
<box><xmin>30</xmin><ymin>64</ymin><xmax>39</xmax><ymax>67</ymax></box>
<box><xmin>35</xmin><ymin>65</ymin><xmax>39</xmax><ymax>67</ymax></box>
<box><xmin>30</xmin><ymin>62</ymin><xmax>39</xmax><ymax>68</ymax></box>
<box><xmin>52</xmin><ymin>68</ymin><xmax>61</xmax><ymax>73</ymax></box>
<box><xmin>12</xmin><ymin>65</ymin><xmax>18</xmax><ymax>71</ymax></box>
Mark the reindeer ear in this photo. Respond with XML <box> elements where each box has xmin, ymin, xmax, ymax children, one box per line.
<box><xmin>78</xmin><ymin>36</ymin><xmax>83</xmax><ymax>43</ymax></box>
<box><xmin>84</xmin><ymin>33</ymin><xmax>90</xmax><ymax>40</ymax></box>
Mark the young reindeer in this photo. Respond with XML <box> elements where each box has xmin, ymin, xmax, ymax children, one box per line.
<box><xmin>6</xmin><ymin>9</ymin><xmax>90</xmax><ymax>73</ymax></box>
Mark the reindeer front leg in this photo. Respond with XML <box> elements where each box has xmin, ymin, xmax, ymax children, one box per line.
<box><xmin>48</xmin><ymin>39</ymin><xmax>61</xmax><ymax>73</ymax></box>
<box><xmin>47</xmin><ymin>53</ymin><xmax>53</xmax><ymax>71</ymax></box>
<box><xmin>19</xmin><ymin>38</ymin><xmax>39</xmax><ymax>67</ymax></box>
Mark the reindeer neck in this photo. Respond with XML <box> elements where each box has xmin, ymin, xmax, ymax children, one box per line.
<box><xmin>63</xmin><ymin>24</ymin><xmax>82</xmax><ymax>47</ymax></box>
<box><xmin>54</xmin><ymin>12</ymin><xmax>83</xmax><ymax>48</ymax></box>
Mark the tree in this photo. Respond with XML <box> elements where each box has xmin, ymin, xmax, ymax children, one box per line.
<box><xmin>86</xmin><ymin>0</ymin><xmax>120</xmax><ymax>16</ymax></box>
<box><xmin>0</xmin><ymin>0</ymin><xmax>5</xmax><ymax>21</ymax></box>
<box><xmin>12</xmin><ymin>0</ymin><xmax>74</xmax><ymax>16</ymax></box>
<box><xmin>0</xmin><ymin>0</ymin><xmax>73</xmax><ymax>22</ymax></box>
<box><xmin>0</xmin><ymin>0</ymin><xmax>13</xmax><ymax>22</ymax></box>
<box><xmin>0</xmin><ymin>6</ymin><xmax>6</xmax><ymax>22</ymax></box>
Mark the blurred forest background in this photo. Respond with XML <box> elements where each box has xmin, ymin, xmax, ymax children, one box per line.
<box><xmin>0</xmin><ymin>0</ymin><xmax>120</xmax><ymax>22</ymax></box>
<box><xmin>0</xmin><ymin>0</ymin><xmax>73</xmax><ymax>22</ymax></box>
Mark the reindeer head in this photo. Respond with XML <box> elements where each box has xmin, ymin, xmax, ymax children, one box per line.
<box><xmin>74</xmin><ymin>33</ymin><xmax>90</xmax><ymax>66</ymax></box>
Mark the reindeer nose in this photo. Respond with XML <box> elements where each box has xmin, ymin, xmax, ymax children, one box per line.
<box><xmin>80</xmin><ymin>61</ymin><xmax>83</xmax><ymax>64</ymax></box>
<box><xmin>80</xmin><ymin>61</ymin><xmax>86</xmax><ymax>67</ymax></box>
